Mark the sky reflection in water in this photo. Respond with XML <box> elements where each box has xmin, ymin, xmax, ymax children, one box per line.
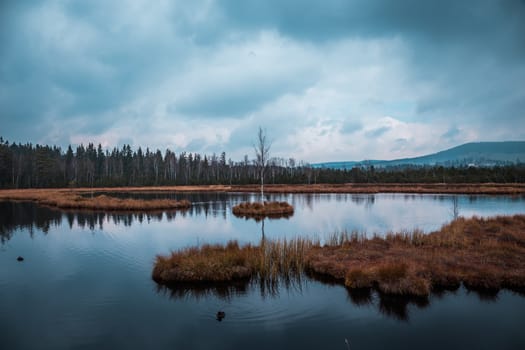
<box><xmin>1</xmin><ymin>193</ymin><xmax>524</xmax><ymax>349</ymax></box>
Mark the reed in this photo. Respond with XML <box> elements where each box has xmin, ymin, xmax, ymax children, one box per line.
<box><xmin>153</xmin><ymin>215</ymin><xmax>525</xmax><ymax>297</ymax></box>
<box><xmin>152</xmin><ymin>241</ymin><xmax>257</xmax><ymax>283</ymax></box>
<box><xmin>307</xmin><ymin>215</ymin><xmax>525</xmax><ymax>296</ymax></box>
<box><xmin>152</xmin><ymin>237</ymin><xmax>315</xmax><ymax>286</ymax></box>
<box><xmin>325</xmin><ymin>230</ymin><xmax>367</xmax><ymax>246</ymax></box>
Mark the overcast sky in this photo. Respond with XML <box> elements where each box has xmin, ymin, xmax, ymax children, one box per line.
<box><xmin>1</xmin><ymin>0</ymin><xmax>524</xmax><ymax>162</ymax></box>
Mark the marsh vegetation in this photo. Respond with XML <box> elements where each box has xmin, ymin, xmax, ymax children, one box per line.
<box><xmin>153</xmin><ymin>214</ymin><xmax>525</xmax><ymax>297</ymax></box>
<box><xmin>2</xmin><ymin>192</ymin><xmax>525</xmax><ymax>349</ymax></box>
<box><xmin>231</xmin><ymin>201</ymin><xmax>294</xmax><ymax>219</ymax></box>
<box><xmin>0</xmin><ymin>189</ymin><xmax>191</xmax><ymax>211</ymax></box>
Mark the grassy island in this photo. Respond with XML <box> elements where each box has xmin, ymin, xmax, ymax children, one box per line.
<box><xmin>153</xmin><ymin>215</ymin><xmax>525</xmax><ymax>297</ymax></box>
<box><xmin>232</xmin><ymin>201</ymin><xmax>294</xmax><ymax>219</ymax></box>
<box><xmin>0</xmin><ymin>189</ymin><xmax>191</xmax><ymax>211</ymax></box>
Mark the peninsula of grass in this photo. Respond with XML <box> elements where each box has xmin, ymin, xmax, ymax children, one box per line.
<box><xmin>308</xmin><ymin>214</ymin><xmax>525</xmax><ymax>296</ymax></box>
<box><xmin>232</xmin><ymin>201</ymin><xmax>294</xmax><ymax>219</ymax></box>
<box><xmin>1</xmin><ymin>183</ymin><xmax>524</xmax><ymax>196</ymax></box>
<box><xmin>152</xmin><ymin>215</ymin><xmax>525</xmax><ymax>297</ymax></box>
<box><xmin>0</xmin><ymin>189</ymin><xmax>190</xmax><ymax>211</ymax></box>
<box><xmin>152</xmin><ymin>238</ymin><xmax>311</xmax><ymax>285</ymax></box>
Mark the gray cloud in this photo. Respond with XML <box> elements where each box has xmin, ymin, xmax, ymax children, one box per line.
<box><xmin>0</xmin><ymin>0</ymin><xmax>524</xmax><ymax>162</ymax></box>
<box><xmin>340</xmin><ymin>120</ymin><xmax>363</xmax><ymax>134</ymax></box>
<box><xmin>171</xmin><ymin>69</ymin><xmax>316</xmax><ymax>118</ymax></box>
<box><xmin>365</xmin><ymin>126</ymin><xmax>391</xmax><ymax>138</ymax></box>
<box><xmin>218</xmin><ymin>0</ymin><xmax>525</xmax><ymax>127</ymax></box>
<box><xmin>442</xmin><ymin>127</ymin><xmax>462</xmax><ymax>141</ymax></box>
<box><xmin>218</xmin><ymin>0</ymin><xmax>524</xmax><ymax>51</ymax></box>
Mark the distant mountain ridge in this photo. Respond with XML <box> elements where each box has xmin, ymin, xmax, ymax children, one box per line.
<box><xmin>313</xmin><ymin>141</ymin><xmax>525</xmax><ymax>169</ymax></box>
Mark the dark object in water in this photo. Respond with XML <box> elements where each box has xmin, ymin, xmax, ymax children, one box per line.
<box><xmin>17</xmin><ymin>256</ymin><xmax>24</xmax><ymax>262</ymax></box>
<box><xmin>216</xmin><ymin>311</ymin><xmax>225</xmax><ymax>321</ymax></box>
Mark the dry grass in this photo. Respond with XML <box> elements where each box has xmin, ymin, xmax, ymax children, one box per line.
<box><xmin>153</xmin><ymin>215</ymin><xmax>525</xmax><ymax>297</ymax></box>
<box><xmin>232</xmin><ymin>201</ymin><xmax>294</xmax><ymax>219</ymax></box>
<box><xmin>0</xmin><ymin>189</ymin><xmax>190</xmax><ymax>211</ymax></box>
<box><xmin>229</xmin><ymin>183</ymin><xmax>525</xmax><ymax>195</ymax></box>
<box><xmin>153</xmin><ymin>241</ymin><xmax>256</xmax><ymax>283</ymax></box>
<box><xmin>307</xmin><ymin>215</ymin><xmax>525</xmax><ymax>296</ymax></box>
<box><xmin>152</xmin><ymin>237</ymin><xmax>316</xmax><ymax>286</ymax></box>
<box><xmin>2</xmin><ymin>183</ymin><xmax>523</xmax><ymax>197</ymax></box>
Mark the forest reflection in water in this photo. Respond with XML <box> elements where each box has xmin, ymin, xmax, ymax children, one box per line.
<box><xmin>2</xmin><ymin>193</ymin><xmax>525</xmax><ymax>350</ymax></box>
<box><xmin>2</xmin><ymin>192</ymin><xmax>525</xmax><ymax>244</ymax></box>
<box><xmin>154</xmin><ymin>272</ymin><xmax>513</xmax><ymax>322</ymax></box>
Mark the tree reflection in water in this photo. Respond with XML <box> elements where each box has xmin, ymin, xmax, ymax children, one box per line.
<box><xmin>0</xmin><ymin>200</ymin><xmax>192</xmax><ymax>244</ymax></box>
<box><xmin>154</xmin><ymin>274</ymin><xmax>442</xmax><ymax>321</ymax></box>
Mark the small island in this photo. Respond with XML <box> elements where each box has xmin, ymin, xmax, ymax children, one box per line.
<box><xmin>231</xmin><ymin>128</ymin><xmax>294</xmax><ymax>220</ymax></box>
<box><xmin>232</xmin><ymin>201</ymin><xmax>294</xmax><ymax>219</ymax></box>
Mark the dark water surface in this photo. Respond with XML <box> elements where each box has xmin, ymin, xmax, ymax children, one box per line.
<box><xmin>1</xmin><ymin>193</ymin><xmax>524</xmax><ymax>349</ymax></box>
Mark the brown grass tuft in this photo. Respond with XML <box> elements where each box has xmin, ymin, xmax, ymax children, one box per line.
<box><xmin>228</xmin><ymin>183</ymin><xmax>525</xmax><ymax>195</ymax></box>
<box><xmin>152</xmin><ymin>215</ymin><xmax>525</xmax><ymax>296</ymax></box>
<box><xmin>153</xmin><ymin>237</ymin><xmax>316</xmax><ymax>286</ymax></box>
<box><xmin>307</xmin><ymin>214</ymin><xmax>525</xmax><ymax>296</ymax></box>
<box><xmin>0</xmin><ymin>189</ymin><xmax>191</xmax><ymax>211</ymax></box>
<box><xmin>152</xmin><ymin>241</ymin><xmax>256</xmax><ymax>283</ymax></box>
<box><xmin>232</xmin><ymin>201</ymin><xmax>294</xmax><ymax>219</ymax></box>
<box><xmin>345</xmin><ymin>268</ymin><xmax>374</xmax><ymax>289</ymax></box>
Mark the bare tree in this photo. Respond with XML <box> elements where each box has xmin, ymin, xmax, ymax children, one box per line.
<box><xmin>254</xmin><ymin>127</ymin><xmax>271</xmax><ymax>200</ymax></box>
<box><xmin>452</xmin><ymin>196</ymin><xmax>460</xmax><ymax>220</ymax></box>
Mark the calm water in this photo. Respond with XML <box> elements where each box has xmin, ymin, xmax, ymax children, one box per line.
<box><xmin>1</xmin><ymin>193</ymin><xmax>524</xmax><ymax>349</ymax></box>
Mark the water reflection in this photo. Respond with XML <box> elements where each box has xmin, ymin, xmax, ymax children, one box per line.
<box><xmin>2</xmin><ymin>193</ymin><xmax>524</xmax><ymax>244</ymax></box>
<box><xmin>377</xmin><ymin>293</ymin><xmax>430</xmax><ymax>321</ymax></box>
<box><xmin>155</xmin><ymin>281</ymin><xmax>250</xmax><ymax>301</ymax></box>
<box><xmin>231</xmin><ymin>201</ymin><xmax>294</xmax><ymax>242</ymax></box>
<box><xmin>232</xmin><ymin>212</ymin><xmax>294</xmax><ymax>222</ymax></box>
<box><xmin>2</xmin><ymin>193</ymin><xmax>525</xmax><ymax>349</ymax></box>
<box><xmin>154</xmin><ymin>271</ymin><xmax>512</xmax><ymax>322</ymax></box>
<box><xmin>465</xmin><ymin>287</ymin><xmax>500</xmax><ymax>302</ymax></box>
<box><xmin>308</xmin><ymin>274</ymin><xmax>431</xmax><ymax>321</ymax></box>
<box><xmin>0</xmin><ymin>201</ymin><xmax>195</xmax><ymax>243</ymax></box>
<box><xmin>155</xmin><ymin>276</ymin><xmax>309</xmax><ymax>302</ymax></box>
<box><xmin>0</xmin><ymin>201</ymin><xmax>62</xmax><ymax>243</ymax></box>
<box><xmin>0</xmin><ymin>200</ymin><xmax>291</xmax><ymax>243</ymax></box>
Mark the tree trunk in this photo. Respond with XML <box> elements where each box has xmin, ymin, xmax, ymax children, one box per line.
<box><xmin>260</xmin><ymin>170</ymin><xmax>264</xmax><ymax>201</ymax></box>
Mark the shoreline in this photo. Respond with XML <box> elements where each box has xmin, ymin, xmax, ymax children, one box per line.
<box><xmin>1</xmin><ymin>183</ymin><xmax>524</xmax><ymax>197</ymax></box>
<box><xmin>0</xmin><ymin>189</ymin><xmax>191</xmax><ymax>211</ymax></box>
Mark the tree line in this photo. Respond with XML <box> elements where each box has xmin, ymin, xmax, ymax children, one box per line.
<box><xmin>0</xmin><ymin>137</ymin><xmax>524</xmax><ymax>189</ymax></box>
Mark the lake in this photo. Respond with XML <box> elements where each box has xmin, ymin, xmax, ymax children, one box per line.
<box><xmin>1</xmin><ymin>193</ymin><xmax>525</xmax><ymax>349</ymax></box>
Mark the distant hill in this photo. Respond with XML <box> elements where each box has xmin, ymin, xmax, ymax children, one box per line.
<box><xmin>313</xmin><ymin>141</ymin><xmax>525</xmax><ymax>169</ymax></box>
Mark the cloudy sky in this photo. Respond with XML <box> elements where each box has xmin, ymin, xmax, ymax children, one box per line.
<box><xmin>1</xmin><ymin>0</ymin><xmax>524</xmax><ymax>162</ymax></box>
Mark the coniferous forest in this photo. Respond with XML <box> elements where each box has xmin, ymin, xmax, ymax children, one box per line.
<box><xmin>0</xmin><ymin>137</ymin><xmax>524</xmax><ymax>189</ymax></box>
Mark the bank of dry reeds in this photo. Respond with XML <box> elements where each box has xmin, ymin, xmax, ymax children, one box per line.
<box><xmin>229</xmin><ymin>183</ymin><xmax>525</xmax><ymax>195</ymax></box>
<box><xmin>153</xmin><ymin>215</ymin><xmax>525</xmax><ymax>296</ymax></box>
<box><xmin>0</xmin><ymin>189</ymin><xmax>190</xmax><ymax>211</ymax></box>
<box><xmin>232</xmin><ymin>201</ymin><xmax>294</xmax><ymax>218</ymax></box>
<box><xmin>308</xmin><ymin>215</ymin><xmax>525</xmax><ymax>296</ymax></box>
<box><xmin>152</xmin><ymin>237</ymin><xmax>316</xmax><ymax>285</ymax></box>
<box><xmin>153</xmin><ymin>241</ymin><xmax>256</xmax><ymax>283</ymax></box>
<box><xmin>1</xmin><ymin>183</ymin><xmax>523</xmax><ymax>197</ymax></box>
